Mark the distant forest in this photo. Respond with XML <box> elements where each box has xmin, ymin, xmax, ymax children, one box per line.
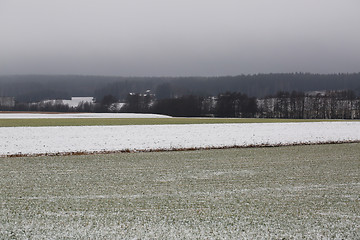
<box><xmin>1</xmin><ymin>73</ymin><xmax>360</xmax><ymax>102</ymax></box>
<box><xmin>1</xmin><ymin>73</ymin><xmax>360</xmax><ymax>119</ymax></box>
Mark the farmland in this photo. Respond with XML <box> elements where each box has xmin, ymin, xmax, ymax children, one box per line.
<box><xmin>1</xmin><ymin>143</ymin><xmax>359</xmax><ymax>239</ymax></box>
<box><xmin>0</xmin><ymin>116</ymin><xmax>347</xmax><ymax>128</ymax></box>
<box><xmin>2</xmin><ymin>122</ymin><xmax>360</xmax><ymax>157</ymax></box>
<box><xmin>1</xmin><ymin>113</ymin><xmax>359</xmax><ymax>238</ymax></box>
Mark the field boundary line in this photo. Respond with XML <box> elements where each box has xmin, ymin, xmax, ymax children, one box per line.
<box><xmin>2</xmin><ymin>140</ymin><xmax>360</xmax><ymax>158</ymax></box>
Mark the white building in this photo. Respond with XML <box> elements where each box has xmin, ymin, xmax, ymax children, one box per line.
<box><xmin>62</xmin><ymin>97</ymin><xmax>94</xmax><ymax>108</ymax></box>
<box><xmin>0</xmin><ymin>97</ymin><xmax>15</xmax><ymax>107</ymax></box>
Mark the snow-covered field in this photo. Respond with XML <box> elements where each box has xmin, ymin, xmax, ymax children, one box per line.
<box><xmin>0</xmin><ymin>113</ymin><xmax>171</xmax><ymax>119</ymax></box>
<box><xmin>1</xmin><ymin>122</ymin><xmax>360</xmax><ymax>156</ymax></box>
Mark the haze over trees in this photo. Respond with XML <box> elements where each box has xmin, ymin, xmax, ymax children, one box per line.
<box><xmin>1</xmin><ymin>73</ymin><xmax>360</xmax><ymax>102</ymax></box>
<box><xmin>1</xmin><ymin>73</ymin><xmax>360</xmax><ymax>119</ymax></box>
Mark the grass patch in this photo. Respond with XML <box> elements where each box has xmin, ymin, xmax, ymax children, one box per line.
<box><xmin>1</xmin><ymin>143</ymin><xmax>359</xmax><ymax>238</ymax></box>
<box><xmin>0</xmin><ymin>117</ymin><xmax>350</xmax><ymax>127</ymax></box>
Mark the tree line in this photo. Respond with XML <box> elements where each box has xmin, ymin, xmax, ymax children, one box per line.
<box><xmin>117</xmin><ymin>90</ymin><xmax>360</xmax><ymax>119</ymax></box>
<box><xmin>4</xmin><ymin>89</ymin><xmax>358</xmax><ymax>119</ymax></box>
<box><xmin>258</xmin><ymin>90</ymin><xmax>360</xmax><ymax>119</ymax></box>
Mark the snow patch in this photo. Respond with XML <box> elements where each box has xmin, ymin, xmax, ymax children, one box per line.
<box><xmin>1</xmin><ymin>122</ymin><xmax>360</xmax><ymax>156</ymax></box>
<box><xmin>0</xmin><ymin>113</ymin><xmax>171</xmax><ymax>119</ymax></box>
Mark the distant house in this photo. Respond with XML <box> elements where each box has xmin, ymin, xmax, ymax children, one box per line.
<box><xmin>40</xmin><ymin>97</ymin><xmax>95</xmax><ymax>108</ymax></box>
<box><xmin>0</xmin><ymin>97</ymin><xmax>15</xmax><ymax>107</ymax></box>
<box><xmin>62</xmin><ymin>97</ymin><xmax>94</xmax><ymax>108</ymax></box>
<box><xmin>306</xmin><ymin>90</ymin><xmax>327</xmax><ymax>96</ymax></box>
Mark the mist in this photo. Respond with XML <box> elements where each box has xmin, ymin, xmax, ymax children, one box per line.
<box><xmin>1</xmin><ymin>0</ymin><xmax>360</xmax><ymax>76</ymax></box>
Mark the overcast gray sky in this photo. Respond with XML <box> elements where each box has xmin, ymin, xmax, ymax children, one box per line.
<box><xmin>1</xmin><ymin>0</ymin><xmax>360</xmax><ymax>76</ymax></box>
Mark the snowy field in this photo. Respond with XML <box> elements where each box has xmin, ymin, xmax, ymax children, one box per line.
<box><xmin>0</xmin><ymin>112</ymin><xmax>171</xmax><ymax>119</ymax></box>
<box><xmin>1</xmin><ymin>144</ymin><xmax>359</xmax><ymax>239</ymax></box>
<box><xmin>1</xmin><ymin>121</ymin><xmax>360</xmax><ymax>157</ymax></box>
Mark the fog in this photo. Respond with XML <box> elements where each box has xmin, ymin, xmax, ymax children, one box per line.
<box><xmin>1</xmin><ymin>0</ymin><xmax>359</xmax><ymax>76</ymax></box>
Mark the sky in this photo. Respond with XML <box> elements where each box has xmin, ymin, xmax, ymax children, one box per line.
<box><xmin>1</xmin><ymin>0</ymin><xmax>360</xmax><ymax>76</ymax></box>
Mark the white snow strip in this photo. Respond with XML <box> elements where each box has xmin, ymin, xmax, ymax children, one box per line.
<box><xmin>0</xmin><ymin>113</ymin><xmax>171</xmax><ymax>119</ymax></box>
<box><xmin>1</xmin><ymin>122</ymin><xmax>360</xmax><ymax>156</ymax></box>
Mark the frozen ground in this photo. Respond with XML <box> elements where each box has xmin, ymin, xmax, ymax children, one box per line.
<box><xmin>0</xmin><ymin>112</ymin><xmax>171</xmax><ymax>119</ymax></box>
<box><xmin>1</xmin><ymin>122</ymin><xmax>360</xmax><ymax>156</ymax></box>
<box><xmin>1</xmin><ymin>144</ymin><xmax>359</xmax><ymax>239</ymax></box>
